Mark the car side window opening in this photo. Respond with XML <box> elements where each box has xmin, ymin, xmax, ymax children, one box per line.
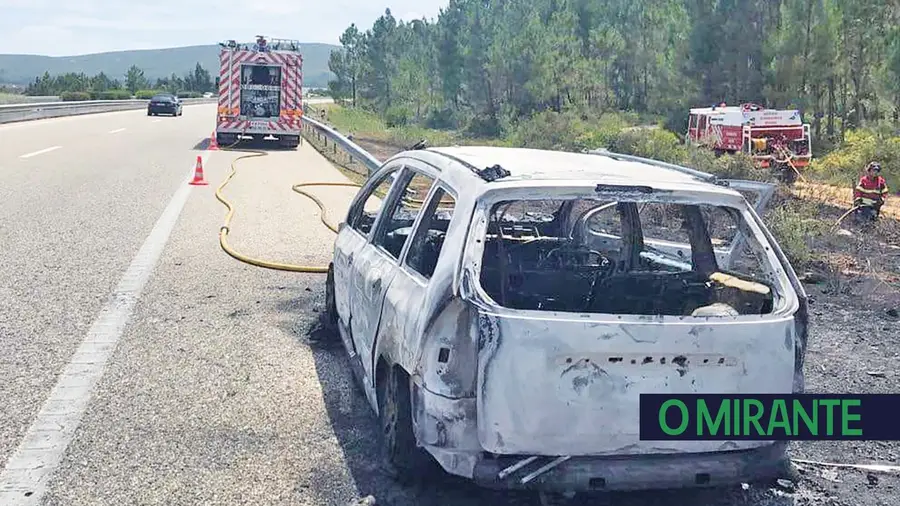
<box><xmin>478</xmin><ymin>197</ymin><xmax>776</xmax><ymax>317</ymax></box>
<box><xmin>405</xmin><ymin>187</ymin><xmax>457</xmax><ymax>280</ymax></box>
<box><xmin>373</xmin><ymin>170</ymin><xmax>437</xmax><ymax>260</ymax></box>
<box><xmin>347</xmin><ymin>168</ymin><xmax>399</xmax><ymax>235</ymax></box>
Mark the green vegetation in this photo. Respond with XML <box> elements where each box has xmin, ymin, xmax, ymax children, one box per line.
<box><xmin>766</xmin><ymin>197</ymin><xmax>831</xmax><ymax>266</ymax></box>
<box><xmin>25</xmin><ymin>63</ymin><xmax>215</xmax><ymax>98</ymax></box>
<box><xmin>812</xmin><ymin>129</ymin><xmax>900</xmax><ymax>184</ymax></box>
<box><xmin>0</xmin><ymin>43</ymin><xmax>338</xmax><ymax>89</ymax></box>
<box><xmin>0</xmin><ymin>91</ymin><xmax>48</xmax><ymax>104</ymax></box>
<box><xmin>327</xmin><ymin>1</ymin><xmax>900</xmax><ymax>183</ymax></box>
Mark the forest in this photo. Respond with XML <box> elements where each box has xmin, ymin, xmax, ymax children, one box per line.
<box><xmin>22</xmin><ymin>63</ymin><xmax>215</xmax><ymax>100</ymax></box>
<box><xmin>326</xmin><ymin>0</ymin><xmax>900</xmax><ymax>157</ymax></box>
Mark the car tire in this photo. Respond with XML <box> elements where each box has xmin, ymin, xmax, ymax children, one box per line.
<box><xmin>324</xmin><ymin>263</ymin><xmax>338</xmax><ymax>329</ymax></box>
<box><xmin>377</xmin><ymin>366</ymin><xmax>436</xmax><ymax>484</ymax></box>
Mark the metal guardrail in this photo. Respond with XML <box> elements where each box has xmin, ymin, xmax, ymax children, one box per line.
<box><xmin>300</xmin><ymin>107</ymin><xmax>382</xmax><ymax>177</ymax></box>
<box><xmin>0</xmin><ymin>98</ymin><xmax>218</xmax><ymax>124</ymax></box>
<box><xmin>0</xmin><ymin>95</ymin><xmax>60</xmax><ymax>105</ymax></box>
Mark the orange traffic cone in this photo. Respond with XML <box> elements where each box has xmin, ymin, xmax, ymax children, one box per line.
<box><xmin>189</xmin><ymin>156</ymin><xmax>208</xmax><ymax>186</ymax></box>
<box><xmin>208</xmin><ymin>131</ymin><xmax>219</xmax><ymax>150</ymax></box>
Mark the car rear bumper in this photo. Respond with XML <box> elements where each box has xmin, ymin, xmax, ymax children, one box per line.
<box><xmin>412</xmin><ymin>384</ymin><xmax>790</xmax><ymax>493</ymax></box>
<box><xmin>148</xmin><ymin>106</ymin><xmax>177</xmax><ymax>113</ymax></box>
<box><xmin>469</xmin><ymin>442</ymin><xmax>790</xmax><ymax>492</ymax></box>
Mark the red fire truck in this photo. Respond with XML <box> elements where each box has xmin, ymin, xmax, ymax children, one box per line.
<box><xmin>687</xmin><ymin>102</ymin><xmax>811</xmax><ymax>180</ymax></box>
<box><xmin>215</xmin><ymin>36</ymin><xmax>303</xmax><ymax>149</ymax></box>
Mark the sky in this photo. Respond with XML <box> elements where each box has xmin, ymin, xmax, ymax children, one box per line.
<box><xmin>0</xmin><ymin>0</ymin><xmax>449</xmax><ymax>56</ymax></box>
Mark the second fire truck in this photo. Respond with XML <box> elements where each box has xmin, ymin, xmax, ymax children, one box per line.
<box><xmin>687</xmin><ymin>102</ymin><xmax>812</xmax><ymax>181</ymax></box>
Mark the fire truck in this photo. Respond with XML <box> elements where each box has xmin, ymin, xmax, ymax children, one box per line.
<box><xmin>687</xmin><ymin>102</ymin><xmax>811</xmax><ymax>181</ymax></box>
<box><xmin>215</xmin><ymin>36</ymin><xmax>303</xmax><ymax>149</ymax></box>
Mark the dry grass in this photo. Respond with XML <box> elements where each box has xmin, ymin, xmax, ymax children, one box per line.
<box><xmin>793</xmin><ymin>180</ymin><xmax>900</xmax><ymax>220</ymax></box>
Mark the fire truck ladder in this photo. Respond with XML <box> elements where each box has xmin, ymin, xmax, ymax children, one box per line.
<box><xmin>264</xmin><ymin>38</ymin><xmax>303</xmax><ymax>52</ymax></box>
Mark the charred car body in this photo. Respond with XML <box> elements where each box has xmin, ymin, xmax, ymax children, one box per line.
<box><xmin>323</xmin><ymin>146</ymin><xmax>809</xmax><ymax>493</ymax></box>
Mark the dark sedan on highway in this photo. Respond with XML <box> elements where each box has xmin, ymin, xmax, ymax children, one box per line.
<box><xmin>147</xmin><ymin>94</ymin><xmax>182</xmax><ymax>116</ymax></box>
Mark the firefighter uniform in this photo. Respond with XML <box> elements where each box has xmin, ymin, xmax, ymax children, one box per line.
<box><xmin>853</xmin><ymin>163</ymin><xmax>889</xmax><ymax>212</ymax></box>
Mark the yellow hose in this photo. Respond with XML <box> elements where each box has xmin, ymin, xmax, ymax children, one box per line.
<box><xmin>833</xmin><ymin>205</ymin><xmax>861</xmax><ymax>229</ymax></box>
<box><xmin>214</xmin><ymin>140</ymin><xmax>362</xmax><ymax>273</ymax></box>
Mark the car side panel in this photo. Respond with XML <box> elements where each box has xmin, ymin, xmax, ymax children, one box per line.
<box><xmin>349</xmin><ymin>245</ymin><xmax>401</xmax><ymax>392</ymax></box>
<box><xmin>332</xmin><ymin>227</ymin><xmax>366</xmax><ymax>336</ymax></box>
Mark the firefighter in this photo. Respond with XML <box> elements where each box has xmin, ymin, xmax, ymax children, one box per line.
<box><xmin>853</xmin><ymin>161</ymin><xmax>889</xmax><ymax>221</ymax></box>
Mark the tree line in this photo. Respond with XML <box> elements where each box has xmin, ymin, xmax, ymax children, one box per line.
<box><xmin>25</xmin><ymin>63</ymin><xmax>215</xmax><ymax>99</ymax></box>
<box><xmin>327</xmin><ymin>0</ymin><xmax>900</xmax><ymax>144</ymax></box>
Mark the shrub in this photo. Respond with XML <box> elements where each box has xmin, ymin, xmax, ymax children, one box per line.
<box><xmin>60</xmin><ymin>92</ymin><xmax>91</xmax><ymax>101</ymax></box>
<box><xmin>176</xmin><ymin>91</ymin><xmax>202</xmax><ymax>99</ymax></box>
<box><xmin>507</xmin><ymin>110</ymin><xmax>586</xmax><ymax>151</ymax></box>
<box><xmin>812</xmin><ymin>128</ymin><xmax>900</xmax><ymax>184</ymax></box>
<box><xmin>765</xmin><ymin>197</ymin><xmax>830</xmax><ymax>267</ymax></box>
<box><xmin>608</xmin><ymin>127</ymin><xmax>684</xmax><ymax>163</ymax></box>
<box><xmin>135</xmin><ymin>89</ymin><xmax>164</xmax><ymax>99</ymax></box>
<box><xmin>425</xmin><ymin>107</ymin><xmax>457</xmax><ymax>130</ymax></box>
<box><xmin>384</xmin><ymin>105</ymin><xmax>411</xmax><ymax>128</ymax></box>
<box><xmin>463</xmin><ymin>113</ymin><xmax>502</xmax><ymax>138</ymax></box>
<box><xmin>93</xmin><ymin>90</ymin><xmax>132</xmax><ymax>100</ymax></box>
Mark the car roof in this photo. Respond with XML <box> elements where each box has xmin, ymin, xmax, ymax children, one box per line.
<box><xmin>419</xmin><ymin>146</ymin><xmax>735</xmax><ymax>195</ymax></box>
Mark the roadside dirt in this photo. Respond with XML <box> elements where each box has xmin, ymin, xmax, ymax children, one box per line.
<box><xmin>301</xmin><ymin>129</ymin><xmax>900</xmax><ymax>506</ymax></box>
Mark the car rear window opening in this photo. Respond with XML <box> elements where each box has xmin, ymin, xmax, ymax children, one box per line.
<box><xmin>477</xmin><ymin>198</ymin><xmax>778</xmax><ymax>317</ymax></box>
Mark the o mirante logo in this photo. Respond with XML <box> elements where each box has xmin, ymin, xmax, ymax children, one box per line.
<box><xmin>639</xmin><ymin>394</ymin><xmax>900</xmax><ymax>441</ymax></box>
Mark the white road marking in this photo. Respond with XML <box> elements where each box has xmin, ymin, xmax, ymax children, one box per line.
<box><xmin>0</xmin><ymin>153</ymin><xmax>210</xmax><ymax>506</ymax></box>
<box><xmin>108</xmin><ymin>128</ymin><xmax>126</xmax><ymax>134</ymax></box>
<box><xmin>19</xmin><ymin>146</ymin><xmax>61</xmax><ymax>159</ymax></box>
<box><xmin>152</xmin><ymin>119</ymin><xmax>162</xmax><ymax>123</ymax></box>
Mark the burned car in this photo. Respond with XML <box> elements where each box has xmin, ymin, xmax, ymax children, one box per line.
<box><xmin>322</xmin><ymin>146</ymin><xmax>808</xmax><ymax>494</ymax></box>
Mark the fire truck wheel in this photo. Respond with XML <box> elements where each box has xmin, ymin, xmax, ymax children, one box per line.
<box><xmin>216</xmin><ymin>134</ymin><xmax>233</xmax><ymax>148</ymax></box>
<box><xmin>279</xmin><ymin>135</ymin><xmax>300</xmax><ymax>149</ymax></box>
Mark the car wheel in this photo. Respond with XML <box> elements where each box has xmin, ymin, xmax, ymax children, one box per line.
<box><xmin>325</xmin><ymin>263</ymin><xmax>338</xmax><ymax>329</ymax></box>
<box><xmin>377</xmin><ymin>366</ymin><xmax>435</xmax><ymax>484</ymax></box>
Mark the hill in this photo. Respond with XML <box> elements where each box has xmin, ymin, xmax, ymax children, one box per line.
<box><xmin>0</xmin><ymin>43</ymin><xmax>339</xmax><ymax>89</ymax></box>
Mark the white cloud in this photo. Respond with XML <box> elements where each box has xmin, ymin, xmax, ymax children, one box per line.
<box><xmin>0</xmin><ymin>0</ymin><xmax>449</xmax><ymax>56</ymax></box>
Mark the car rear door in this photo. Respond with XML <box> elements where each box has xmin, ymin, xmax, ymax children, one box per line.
<box><xmin>333</xmin><ymin>164</ymin><xmax>403</xmax><ymax>353</ymax></box>
<box><xmin>349</xmin><ymin>167</ymin><xmax>439</xmax><ymax>389</ymax></box>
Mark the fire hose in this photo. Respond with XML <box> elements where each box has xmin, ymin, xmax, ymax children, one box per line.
<box><xmin>214</xmin><ymin>138</ymin><xmax>362</xmax><ymax>273</ymax></box>
<box><xmin>833</xmin><ymin>205</ymin><xmax>862</xmax><ymax>229</ymax></box>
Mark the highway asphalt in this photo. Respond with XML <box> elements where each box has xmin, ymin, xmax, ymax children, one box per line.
<box><xmin>0</xmin><ymin>103</ymin><xmax>528</xmax><ymax>506</ymax></box>
<box><xmin>0</xmin><ymin>104</ymin><xmax>856</xmax><ymax>506</ymax></box>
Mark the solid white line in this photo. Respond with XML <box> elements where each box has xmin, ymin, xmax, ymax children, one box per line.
<box><xmin>151</xmin><ymin>119</ymin><xmax>162</xmax><ymax>123</ymax></box>
<box><xmin>0</xmin><ymin>154</ymin><xmax>209</xmax><ymax>506</ymax></box>
<box><xmin>19</xmin><ymin>146</ymin><xmax>61</xmax><ymax>159</ymax></box>
<box><xmin>108</xmin><ymin>128</ymin><xmax>126</xmax><ymax>134</ymax></box>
